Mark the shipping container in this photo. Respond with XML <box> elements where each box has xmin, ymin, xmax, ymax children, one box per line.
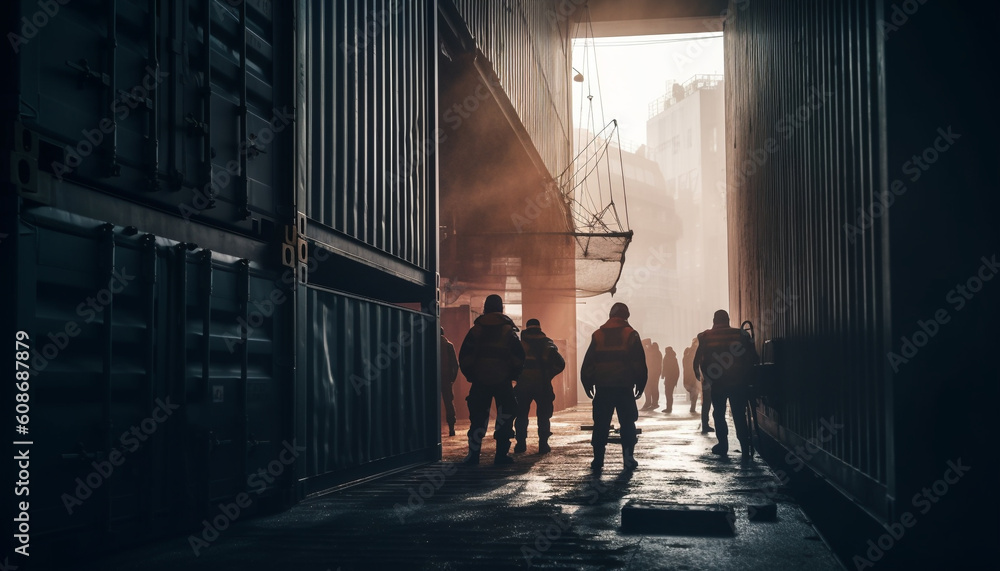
<box><xmin>449</xmin><ymin>0</ymin><xmax>573</xmax><ymax>179</ymax></box>
<box><xmin>296</xmin><ymin>0</ymin><xmax>438</xmax><ymax>286</ymax></box>
<box><xmin>10</xmin><ymin>206</ymin><xmax>293</xmax><ymax>547</ymax></box>
<box><xmin>295</xmin><ymin>285</ymin><xmax>439</xmax><ymax>494</ymax></box>
<box><xmin>724</xmin><ymin>0</ymin><xmax>997</xmax><ymax>565</ymax></box>
<box><xmin>289</xmin><ymin>0</ymin><xmax>442</xmax><ymax>490</ymax></box>
<box><xmin>726</xmin><ymin>0</ymin><xmax>889</xmax><ymax>519</ymax></box>
<box><xmin>4</xmin><ymin>1</ymin><xmax>446</xmax><ymax>553</ymax></box>
<box><xmin>7</xmin><ymin>0</ymin><xmax>294</xmax><ymax>237</ymax></box>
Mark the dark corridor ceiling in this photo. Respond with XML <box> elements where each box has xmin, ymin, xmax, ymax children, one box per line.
<box><xmin>575</xmin><ymin>0</ymin><xmax>729</xmax><ymax>36</ymax></box>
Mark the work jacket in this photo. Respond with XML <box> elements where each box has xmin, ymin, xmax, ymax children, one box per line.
<box><xmin>518</xmin><ymin>327</ymin><xmax>566</xmax><ymax>385</ymax></box>
<box><xmin>459</xmin><ymin>312</ymin><xmax>525</xmax><ymax>385</ymax></box>
<box><xmin>661</xmin><ymin>348</ymin><xmax>680</xmax><ymax>386</ymax></box>
<box><xmin>581</xmin><ymin>317</ymin><xmax>647</xmax><ymax>391</ymax></box>
<box><xmin>693</xmin><ymin>324</ymin><xmax>759</xmax><ymax>390</ymax></box>
<box><xmin>440</xmin><ymin>335</ymin><xmax>459</xmax><ymax>386</ymax></box>
<box><xmin>645</xmin><ymin>343</ymin><xmax>662</xmax><ymax>384</ymax></box>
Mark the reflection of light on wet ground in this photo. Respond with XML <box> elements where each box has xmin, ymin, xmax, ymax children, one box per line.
<box><xmin>85</xmin><ymin>406</ymin><xmax>842</xmax><ymax>571</ymax></box>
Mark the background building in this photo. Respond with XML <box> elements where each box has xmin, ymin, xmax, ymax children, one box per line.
<box><xmin>647</xmin><ymin>74</ymin><xmax>728</xmax><ymax>342</ymax></box>
<box><xmin>574</xmin><ymin>135</ymin><xmax>681</xmax><ymax>370</ymax></box>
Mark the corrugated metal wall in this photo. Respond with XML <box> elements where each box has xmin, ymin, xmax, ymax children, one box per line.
<box><xmin>297</xmin><ymin>0</ymin><xmax>435</xmax><ymax>271</ymax></box>
<box><xmin>449</xmin><ymin>0</ymin><xmax>572</xmax><ymax>179</ymax></box>
<box><xmin>291</xmin><ymin>0</ymin><xmax>441</xmax><ymax>493</ymax></box>
<box><xmin>724</xmin><ymin>0</ymin><xmax>890</xmax><ymax>516</ymax></box>
<box><xmin>11</xmin><ymin>0</ymin><xmax>293</xmax><ymax>236</ymax></box>
<box><xmin>4</xmin><ymin>0</ymin><xmax>442</xmax><ymax>553</ymax></box>
<box><xmin>297</xmin><ymin>287</ymin><xmax>437</xmax><ymax>493</ymax></box>
<box><xmin>13</xmin><ymin>208</ymin><xmax>291</xmax><ymax>542</ymax></box>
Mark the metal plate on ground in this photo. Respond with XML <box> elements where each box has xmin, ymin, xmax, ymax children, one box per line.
<box><xmin>621</xmin><ymin>500</ymin><xmax>736</xmax><ymax>535</ymax></box>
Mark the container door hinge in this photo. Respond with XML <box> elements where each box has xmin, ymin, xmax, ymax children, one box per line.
<box><xmin>282</xmin><ymin>211</ymin><xmax>307</xmax><ymax>283</ymax></box>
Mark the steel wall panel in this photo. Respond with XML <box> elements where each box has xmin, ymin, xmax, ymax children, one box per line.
<box><xmin>7</xmin><ymin>0</ymin><xmax>294</xmax><ymax>238</ymax></box>
<box><xmin>298</xmin><ymin>0</ymin><xmax>434</xmax><ymax>271</ymax></box>
<box><xmin>14</xmin><ymin>206</ymin><xmax>293</xmax><ymax>543</ymax></box>
<box><xmin>179</xmin><ymin>249</ymin><xmax>291</xmax><ymax>506</ymax></box>
<box><xmin>724</xmin><ymin>0</ymin><xmax>889</xmax><ymax>517</ymax></box>
<box><xmin>24</xmin><ymin>217</ymin><xmax>172</xmax><ymax>536</ymax></box>
<box><xmin>449</xmin><ymin>0</ymin><xmax>572</xmax><ymax>179</ymax></box>
<box><xmin>297</xmin><ymin>285</ymin><xmax>438</xmax><ymax>485</ymax></box>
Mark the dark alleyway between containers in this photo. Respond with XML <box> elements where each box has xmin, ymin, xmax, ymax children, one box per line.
<box><xmin>83</xmin><ymin>405</ymin><xmax>843</xmax><ymax>571</ymax></box>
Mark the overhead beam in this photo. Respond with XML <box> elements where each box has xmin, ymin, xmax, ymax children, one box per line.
<box><xmin>586</xmin><ymin>16</ymin><xmax>722</xmax><ymax>37</ymax></box>
<box><xmin>572</xmin><ymin>0</ymin><xmax>728</xmax><ymax>37</ymax></box>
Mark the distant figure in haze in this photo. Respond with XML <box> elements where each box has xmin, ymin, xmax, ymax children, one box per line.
<box><xmin>581</xmin><ymin>303</ymin><xmax>647</xmax><ymax>471</ymax></box>
<box><xmin>672</xmin><ymin>82</ymin><xmax>686</xmax><ymax>101</ymax></box>
<box><xmin>641</xmin><ymin>339</ymin><xmax>662</xmax><ymax>411</ymax></box>
<box><xmin>459</xmin><ymin>295</ymin><xmax>525</xmax><ymax>465</ymax></box>
<box><xmin>683</xmin><ymin>338</ymin><xmax>712</xmax><ymax>430</ymax></box>
<box><xmin>660</xmin><ymin>346</ymin><xmax>680</xmax><ymax>413</ymax></box>
<box><xmin>513</xmin><ymin>319</ymin><xmax>566</xmax><ymax>454</ymax></box>
<box><xmin>440</xmin><ymin>328</ymin><xmax>459</xmax><ymax>436</ymax></box>
<box><xmin>694</xmin><ymin>310</ymin><xmax>759</xmax><ymax>461</ymax></box>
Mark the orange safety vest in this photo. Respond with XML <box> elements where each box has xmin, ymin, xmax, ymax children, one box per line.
<box><xmin>696</xmin><ymin>325</ymin><xmax>756</xmax><ymax>388</ymax></box>
<box><xmin>518</xmin><ymin>328</ymin><xmax>565</xmax><ymax>385</ymax></box>
<box><xmin>584</xmin><ymin>318</ymin><xmax>643</xmax><ymax>388</ymax></box>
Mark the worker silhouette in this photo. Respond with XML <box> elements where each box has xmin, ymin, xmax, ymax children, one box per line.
<box><xmin>693</xmin><ymin>310</ymin><xmax>759</xmax><ymax>460</ymax></box>
<box><xmin>513</xmin><ymin>318</ymin><xmax>566</xmax><ymax>454</ymax></box>
<box><xmin>641</xmin><ymin>340</ymin><xmax>662</xmax><ymax>411</ymax></box>
<box><xmin>683</xmin><ymin>338</ymin><xmax>712</xmax><ymax>430</ymax></box>
<box><xmin>660</xmin><ymin>346</ymin><xmax>680</xmax><ymax>413</ymax></box>
<box><xmin>459</xmin><ymin>294</ymin><xmax>525</xmax><ymax>465</ymax></box>
<box><xmin>581</xmin><ymin>302</ymin><xmax>647</xmax><ymax>470</ymax></box>
<box><xmin>440</xmin><ymin>328</ymin><xmax>459</xmax><ymax>436</ymax></box>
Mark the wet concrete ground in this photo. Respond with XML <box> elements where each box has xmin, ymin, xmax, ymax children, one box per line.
<box><xmin>81</xmin><ymin>398</ymin><xmax>844</xmax><ymax>570</ymax></box>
